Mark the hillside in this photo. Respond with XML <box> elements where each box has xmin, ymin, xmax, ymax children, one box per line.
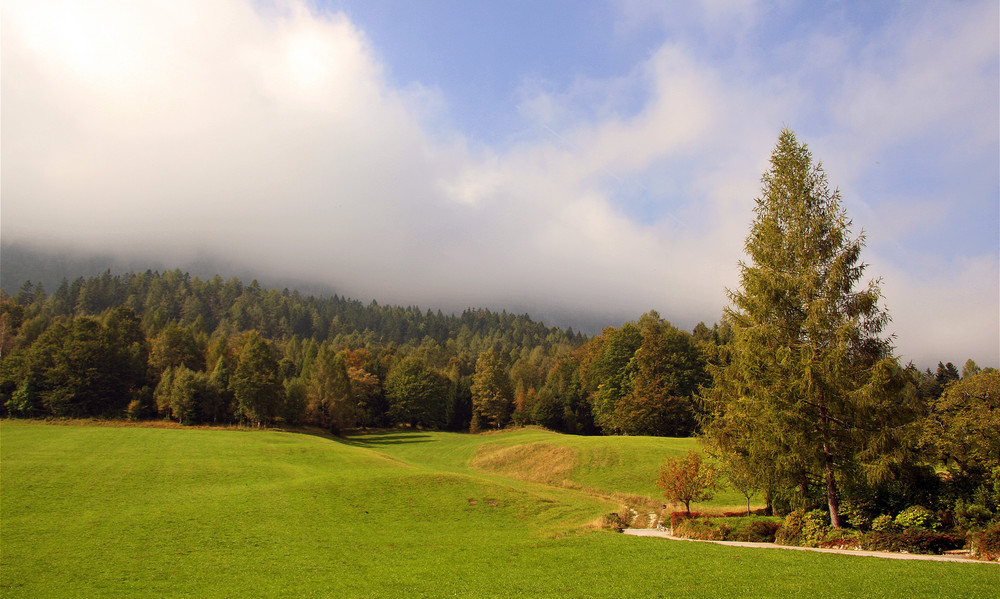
<box><xmin>2</xmin><ymin>422</ymin><xmax>992</xmax><ymax>598</ymax></box>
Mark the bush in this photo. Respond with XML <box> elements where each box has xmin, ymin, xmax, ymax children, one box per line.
<box><xmin>871</xmin><ymin>514</ymin><xmax>895</xmax><ymax>532</ymax></box>
<box><xmin>669</xmin><ymin>511</ymin><xmax>705</xmax><ymax>529</ymax></box>
<box><xmin>861</xmin><ymin>530</ymin><xmax>964</xmax><ymax>554</ymax></box>
<box><xmin>839</xmin><ymin>499</ymin><xmax>874</xmax><ymax>531</ymax></box>
<box><xmin>800</xmin><ymin>509</ymin><xmax>829</xmax><ymax>545</ymax></box>
<box><xmin>775</xmin><ymin>509</ymin><xmax>804</xmax><ymax>545</ymax></box>
<box><xmin>817</xmin><ymin>528</ymin><xmax>861</xmax><ymax>550</ymax></box>
<box><xmin>597</xmin><ymin>512</ymin><xmax>628</xmax><ymax>531</ymax></box>
<box><xmin>894</xmin><ymin>505</ymin><xmax>938</xmax><ymax>531</ymax></box>
<box><xmin>672</xmin><ymin>516</ymin><xmax>781</xmax><ymax>543</ymax></box>
<box><xmin>954</xmin><ymin>499</ymin><xmax>994</xmax><ymax>530</ymax></box>
<box><xmin>967</xmin><ymin>523</ymin><xmax>1000</xmax><ymax>561</ymax></box>
<box><xmin>745</xmin><ymin>519</ymin><xmax>782</xmax><ymax>542</ymax></box>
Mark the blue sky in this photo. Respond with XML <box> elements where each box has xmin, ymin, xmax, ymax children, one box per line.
<box><xmin>2</xmin><ymin>0</ymin><xmax>998</xmax><ymax>367</ymax></box>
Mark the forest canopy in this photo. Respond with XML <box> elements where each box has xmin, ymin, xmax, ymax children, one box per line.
<box><xmin>0</xmin><ymin>268</ymin><xmax>715</xmax><ymax>436</ymax></box>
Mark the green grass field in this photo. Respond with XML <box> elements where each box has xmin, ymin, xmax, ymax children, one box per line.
<box><xmin>2</xmin><ymin>422</ymin><xmax>995</xmax><ymax>597</ymax></box>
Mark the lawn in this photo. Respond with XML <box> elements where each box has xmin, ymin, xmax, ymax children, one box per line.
<box><xmin>1</xmin><ymin>422</ymin><xmax>995</xmax><ymax>597</ymax></box>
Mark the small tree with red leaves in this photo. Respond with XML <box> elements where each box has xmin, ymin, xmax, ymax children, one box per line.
<box><xmin>656</xmin><ymin>450</ymin><xmax>719</xmax><ymax>516</ymax></box>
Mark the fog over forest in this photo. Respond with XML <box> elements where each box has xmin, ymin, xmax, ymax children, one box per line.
<box><xmin>2</xmin><ymin>0</ymin><xmax>997</xmax><ymax>368</ymax></box>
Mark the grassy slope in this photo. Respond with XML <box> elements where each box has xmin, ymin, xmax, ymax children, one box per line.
<box><xmin>349</xmin><ymin>427</ymin><xmax>740</xmax><ymax>506</ymax></box>
<box><xmin>1</xmin><ymin>422</ymin><xmax>995</xmax><ymax>598</ymax></box>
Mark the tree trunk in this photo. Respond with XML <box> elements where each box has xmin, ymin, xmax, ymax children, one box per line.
<box><xmin>818</xmin><ymin>401</ymin><xmax>843</xmax><ymax>528</ymax></box>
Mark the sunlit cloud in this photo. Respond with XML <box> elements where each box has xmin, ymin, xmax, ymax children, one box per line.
<box><xmin>2</xmin><ymin>0</ymin><xmax>996</xmax><ymax>367</ymax></box>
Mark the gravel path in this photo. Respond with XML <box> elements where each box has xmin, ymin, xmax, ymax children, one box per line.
<box><xmin>623</xmin><ymin>528</ymin><xmax>996</xmax><ymax>564</ymax></box>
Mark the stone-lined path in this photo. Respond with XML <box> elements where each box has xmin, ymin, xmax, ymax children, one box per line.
<box><xmin>623</xmin><ymin>528</ymin><xmax>996</xmax><ymax>564</ymax></box>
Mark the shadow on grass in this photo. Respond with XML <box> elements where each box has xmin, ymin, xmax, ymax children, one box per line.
<box><xmin>342</xmin><ymin>431</ymin><xmax>435</xmax><ymax>448</ymax></box>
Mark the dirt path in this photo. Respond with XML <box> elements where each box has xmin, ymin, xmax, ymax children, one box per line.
<box><xmin>623</xmin><ymin>528</ymin><xmax>996</xmax><ymax>564</ymax></box>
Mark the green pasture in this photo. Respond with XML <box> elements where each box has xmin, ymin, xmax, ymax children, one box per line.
<box><xmin>348</xmin><ymin>427</ymin><xmax>712</xmax><ymax>501</ymax></box>
<box><xmin>1</xmin><ymin>422</ymin><xmax>995</xmax><ymax>597</ymax></box>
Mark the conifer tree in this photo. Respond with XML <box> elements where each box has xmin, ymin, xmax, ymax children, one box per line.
<box><xmin>702</xmin><ymin>129</ymin><xmax>917</xmax><ymax>528</ymax></box>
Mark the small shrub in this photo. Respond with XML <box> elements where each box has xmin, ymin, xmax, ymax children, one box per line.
<box><xmin>597</xmin><ymin>512</ymin><xmax>628</xmax><ymax>531</ymax></box>
<box><xmin>800</xmin><ymin>509</ymin><xmax>829</xmax><ymax>546</ymax></box>
<box><xmin>967</xmin><ymin>523</ymin><xmax>1000</xmax><ymax>561</ymax></box>
<box><xmin>669</xmin><ymin>511</ymin><xmax>704</xmax><ymax>529</ymax></box>
<box><xmin>818</xmin><ymin>528</ymin><xmax>861</xmax><ymax>550</ymax></box>
<box><xmin>894</xmin><ymin>505</ymin><xmax>938</xmax><ymax>531</ymax></box>
<box><xmin>871</xmin><ymin>514</ymin><xmax>895</xmax><ymax>532</ymax></box>
<box><xmin>862</xmin><ymin>530</ymin><xmax>964</xmax><ymax>554</ymax></box>
<box><xmin>672</xmin><ymin>517</ymin><xmax>715</xmax><ymax>540</ymax></box>
<box><xmin>775</xmin><ymin>509</ymin><xmax>804</xmax><ymax>545</ymax></box>
<box><xmin>745</xmin><ymin>519</ymin><xmax>782</xmax><ymax>542</ymax></box>
<box><xmin>672</xmin><ymin>516</ymin><xmax>781</xmax><ymax>542</ymax></box>
<box><xmin>954</xmin><ymin>499</ymin><xmax>993</xmax><ymax>530</ymax></box>
<box><xmin>839</xmin><ymin>499</ymin><xmax>874</xmax><ymax>531</ymax></box>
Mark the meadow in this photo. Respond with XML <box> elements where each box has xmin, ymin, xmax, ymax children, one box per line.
<box><xmin>1</xmin><ymin>422</ymin><xmax>995</xmax><ymax>597</ymax></box>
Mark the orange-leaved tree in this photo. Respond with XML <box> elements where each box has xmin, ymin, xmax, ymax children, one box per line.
<box><xmin>656</xmin><ymin>450</ymin><xmax>719</xmax><ymax>515</ymax></box>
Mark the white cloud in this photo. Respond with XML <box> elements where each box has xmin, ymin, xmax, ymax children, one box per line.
<box><xmin>2</xmin><ymin>0</ymin><xmax>996</xmax><ymax>367</ymax></box>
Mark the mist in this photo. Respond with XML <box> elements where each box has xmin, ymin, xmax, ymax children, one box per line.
<box><xmin>2</xmin><ymin>0</ymin><xmax>997</xmax><ymax>368</ymax></box>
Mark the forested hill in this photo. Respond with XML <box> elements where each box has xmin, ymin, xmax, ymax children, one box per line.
<box><xmin>2</xmin><ymin>269</ymin><xmax>585</xmax><ymax>356</ymax></box>
<box><xmin>0</xmin><ymin>265</ymin><xmax>723</xmax><ymax>437</ymax></box>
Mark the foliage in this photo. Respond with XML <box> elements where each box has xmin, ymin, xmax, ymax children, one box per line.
<box><xmin>305</xmin><ymin>346</ymin><xmax>357</xmax><ymax>432</ymax></box>
<box><xmin>612</xmin><ymin>313</ymin><xmax>706</xmax><ymax>436</ymax></box>
<box><xmin>967</xmin><ymin>523</ymin><xmax>1000</xmax><ymax>561</ymax></box>
<box><xmin>672</xmin><ymin>515</ymin><xmax>782</xmax><ymax>542</ymax></box>
<box><xmin>871</xmin><ymin>514</ymin><xmax>895</xmax><ymax>532</ymax></box>
<box><xmin>893</xmin><ymin>505</ymin><xmax>939</xmax><ymax>531</ymax></box>
<box><xmin>384</xmin><ymin>357</ymin><xmax>449</xmax><ymax>428</ymax></box>
<box><xmin>471</xmin><ymin>349</ymin><xmax>514</xmax><ymax>429</ymax></box>
<box><xmin>655</xmin><ymin>450</ymin><xmax>719</xmax><ymax>514</ymax></box>
<box><xmin>860</xmin><ymin>530</ymin><xmax>964</xmax><ymax>555</ymax></box>
<box><xmin>838</xmin><ymin>498</ymin><xmax>875</xmax><ymax>531</ymax></box>
<box><xmin>580</xmin><ymin>313</ymin><xmax>707</xmax><ymax>437</ymax></box>
<box><xmin>953</xmin><ymin>499</ymin><xmax>994</xmax><ymax>530</ymax></box>
<box><xmin>922</xmin><ymin>369</ymin><xmax>1000</xmax><ymax>501</ymax></box>
<box><xmin>702</xmin><ymin>129</ymin><xmax>920</xmax><ymax>529</ymax></box>
<box><xmin>232</xmin><ymin>333</ymin><xmax>283</xmax><ymax>426</ymax></box>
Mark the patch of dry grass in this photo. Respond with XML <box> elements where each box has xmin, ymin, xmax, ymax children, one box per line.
<box><xmin>470</xmin><ymin>442</ymin><xmax>578</xmax><ymax>485</ymax></box>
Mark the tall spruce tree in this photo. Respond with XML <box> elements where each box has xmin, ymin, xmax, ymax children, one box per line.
<box><xmin>702</xmin><ymin>129</ymin><xmax>917</xmax><ymax>528</ymax></box>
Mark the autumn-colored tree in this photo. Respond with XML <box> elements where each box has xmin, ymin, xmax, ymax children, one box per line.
<box><xmin>656</xmin><ymin>450</ymin><xmax>719</xmax><ymax>515</ymax></box>
<box><xmin>305</xmin><ymin>345</ymin><xmax>356</xmax><ymax>432</ymax></box>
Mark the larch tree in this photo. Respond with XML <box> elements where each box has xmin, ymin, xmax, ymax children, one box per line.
<box><xmin>702</xmin><ymin>129</ymin><xmax>918</xmax><ymax>528</ymax></box>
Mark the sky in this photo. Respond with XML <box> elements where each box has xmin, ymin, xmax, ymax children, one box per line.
<box><xmin>2</xmin><ymin>0</ymin><xmax>998</xmax><ymax>368</ymax></box>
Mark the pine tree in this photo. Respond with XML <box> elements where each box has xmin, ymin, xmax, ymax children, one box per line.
<box><xmin>702</xmin><ymin>129</ymin><xmax>918</xmax><ymax>528</ymax></box>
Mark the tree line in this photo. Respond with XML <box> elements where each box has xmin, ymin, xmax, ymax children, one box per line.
<box><xmin>0</xmin><ymin>269</ymin><xmax>719</xmax><ymax>435</ymax></box>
